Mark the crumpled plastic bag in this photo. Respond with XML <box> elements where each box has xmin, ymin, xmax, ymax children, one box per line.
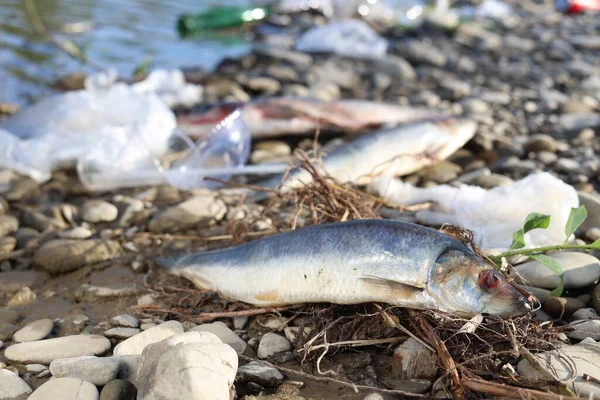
<box><xmin>0</xmin><ymin>71</ymin><xmax>177</xmax><ymax>183</ymax></box>
<box><xmin>296</xmin><ymin>19</ymin><xmax>388</xmax><ymax>59</ymax></box>
<box><xmin>370</xmin><ymin>172</ymin><xmax>579</xmax><ymax>253</ymax></box>
<box><xmin>132</xmin><ymin>69</ymin><xmax>203</xmax><ymax>108</ymax></box>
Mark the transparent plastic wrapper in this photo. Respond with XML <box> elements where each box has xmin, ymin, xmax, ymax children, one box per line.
<box><xmin>79</xmin><ymin>110</ymin><xmax>288</xmax><ymax>191</ymax></box>
<box><xmin>0</xmin><ymin>71</ymin><xmax>176</xmax><ymax>183</ymax></box>
<box><xmin>296</xmin><ymin>19</ymin><xmax>388</xmax><ymax>59</ymax></box>
<box><xmin>370</xmin><ymin>172</ymin><xmax>579</xmax><ymax>253</ymax></box>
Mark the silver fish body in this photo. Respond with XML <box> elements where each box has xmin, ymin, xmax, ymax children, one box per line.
<box><xmin>257</xmin><ymin>118</ymin><xmax>477</xmax><ymax>193</ymax></box>
<box><xmin>163</xmin><ymin>220</ymin><xmax>531</xmax><ymax>317</ymax></box>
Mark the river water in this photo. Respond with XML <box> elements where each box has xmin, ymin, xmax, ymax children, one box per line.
<box><xmin>0</xmin><ymin>0</ymin><xmax>253</xmax><ymax>105</ymax></box>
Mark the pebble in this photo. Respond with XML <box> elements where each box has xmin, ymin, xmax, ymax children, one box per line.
<box><xmin>401</xmin><ymin>39</ymin><xmax>446</xmax><ymax>67</ymax></box>
<box><xmin>136</xmin><ymin>332</ymin><xmax>237</xmax><ymax>400</ymax></box>
<box><xmin>13</xmin><ymin>318</ymin><xmax>54</xmax><ymax>342</ymax></box>
<box><xmin>28</xmin><ymin>377</ymin><xmax>99</xmax><ymax>400</ymax></box>
<box><xmin>237</xmin><ymin>361</ymin><xmax>284</xmax><ymax>388</ymax></box>
<box><xmin>148</xmin><ymin>194</ymin><xmax>226</xmax><ymax>233</ymax></box>
<box><xmin>393</xmin><ymin>338</ymin><xmax>438</xmax><ymax>380</ymax></box>
<box><xmin>0</xmin><ymin>322</ymin><xmax>18</xmax><ymax>341</ymax></box>
<box><xmin>517</xmin><ymin>339</ymin><xmax>600</xmax><ymax>396</ymax></box>
<box><xmin>543</xmin><ymin>297</ymin><xmax>585</xmax><ymax>319</ymax></box>
<box><xmin>512</xmin><ymin>252</ymin><xmax>600</xmax><ymax>289</ymax></box>
<box><xmin>568</xmin><ymin>320</ymin><xmax>600</xmax><ymax>341</ymax></box>
<box><xmin>0</xmin><ymin>215</ymin><xmax>18</xmax><ymax>237</ymax></box>
<box><xmin>34</xmin><ymin>239</ymin><xmax>121</xmax><ymax>274</ymax></box>
<box><xmin>0</xmin><ymin>270</ymin><xmax>47</xmax><ymax>295</ymax></box>
<box><xmin>50</xmin><ymin>356</ymin><xmax>121</xmax><ymax>386</ymax></box>
<box><xmin>25</xmin><ymin>364</ymin><xmax>47</xmax><ymax>373</ymax></box>
<box><xmin>4</xmin><ymin>334</ymin><xmax>111</xmax><ymax>364</ymax></box>
<box><xmin>0</xmin><ymin>308</ymin><xmax>19</xmax><ymax>324</ymax></box>
<box><xmin>364</xmin><ymin>394</ymin><xmax>384</xmax><ymax>400</ymax></box>
<box><xmin>523</xmin><ymin>134</ymin><xmax>558</xmax><ymax>153</ymax></box>
<box><xmin>257</xmin><ymin>333</ymin><xmax>292</xmax><ymax>359</ymax></box>
<box><xmin>0</xmin><ymin>236</ymin><xmax>16</xmax><ymax>256</ymax></box>
<box><xmin>113</xmin><ymin>320</ymin><xmax>183</xmax><ymax>356</ymax></box>
<box><xmin>578</xmin><ymin>192</ymin><xmax>600</xmax><ymax>232</ymax></box>
<box><xmin>104</xmin><ymin>327</ymin><xmax>141</xmax><ymax>339</ymax></box>
<box><xmin>6</xmin><ymin>287</ymin><xmax>36</xmax><ymax>307</ymax></box>
<box><xmin>555</xmin><ymin>158</ymin><xmax>581</xmax><ymax>173</ymax></box>
<box><xmin>536</xmin><ymin>151</ymin><xmax>558</xmax><ymax>165</ymax></box>
<box><xmin>0</xmin><ymin>368</ymin><xmax>32</xmax><ymax>400</ymax></box>
<box><xmin>111</xmin><ymin>314</ymin><xmax>139</xmax><ymax>328</ymax></box>
<box><xmin>471</xmin><ymin>173</ymin><xmax>513</xmax><ymax>188</ymax></box>
<box><xmin>99</xmin><ymin>379</ymin><xmax>137</xmax><ymax>400</ymax></box>
<box><xmin>190</xmin><ymin>321</ymin><xmax>247</xmax><ymax>355</ymax></box>
<box><xmin>418</xmin><ymin>161</ymin><xmax>462</xmax><ymax>184</ymax></box>
<box><xmin>58</xmin><ymin>227</ymin><xmax>94</xmax><ymax>240</ymax></box>
<box><xmin>81</xmin><ymin>200</ymin><xmax>119</xmax><ymax>223</ymax></box>
<box><xmin>572</xmin><ymin>308</ymin><xmax>599</xmax><ymax>320</ymax></box>
<box><xmin>461</xmin><ymin>98</ymin><xmax>490</xmax><ymax>114</ymax></box>
<box><xmin>558</xmin><ymin>112</ymin><xmax>600</xmax><ymax>132</ymax></box>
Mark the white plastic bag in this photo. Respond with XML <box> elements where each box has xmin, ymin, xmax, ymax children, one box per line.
<box><xmin>296</xmin><ymin>19</ymin><xmax>388</xmax><ymax>59</ymax></box>
<box><xmin>370</xmin><ymin>172</ymin><xmax>579</xmax><ymax>253</ymax></box>
<box><xmin>0</xmin><ymin>71</ymin><xmax>176</xmax><ymax>183</ymax></box>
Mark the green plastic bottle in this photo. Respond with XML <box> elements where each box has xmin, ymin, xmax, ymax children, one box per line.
<box><xmin>177</xmin><ymin>5</ymin><xmax>273</xmax><ymax>36</ymax></box>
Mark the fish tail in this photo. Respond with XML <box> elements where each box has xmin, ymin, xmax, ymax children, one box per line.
<box><xmin>154</xmin><ymin>254</ymin><xmax>187</xmax><ymax>275</ymax></box>
<box><xmin>154</xmin><ymin>253</ymin><xmax>214</xmax><ymax>290</ymax></box>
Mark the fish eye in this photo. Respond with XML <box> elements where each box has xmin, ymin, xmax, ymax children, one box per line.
<box><xmin>479</xmin><ymin>270</ymin><xmax>501</xmax><ymax>291</ymax></box>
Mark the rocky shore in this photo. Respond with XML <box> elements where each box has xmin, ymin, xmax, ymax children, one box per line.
<box><xmin>1</xmin><ymin>0</ymin><xmax>600</xmax><ymax>398</ymax></box>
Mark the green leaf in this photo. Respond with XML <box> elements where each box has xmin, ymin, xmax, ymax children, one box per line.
<box><xmin>530</xmin><ymin>254</ymin><xmax>563</xmax><ymax>276</ymax></box>
<box><xmin>590</xmin><ymin>239</ymin><xmax>600</xmax><ymax>250</ymax></box>
<box><xmin>549</xmin><ymin>276</ymin><xmax>564</xmax><ymax>297</ymax></box>
<box><xmin>531</xmin><ymin>254</ymin><xmax>564</xmax><ymax>297</ymax></box>
<box><xmin>510</xmin><ymin>229</ymin><xmax>525</xmax><ymax>249</ymax></box>
<box><xmin>565</xmin><ymin>206</ymin><xmax>588</xmax><ymax>239</ymax></box>
<box><xmin>523</xmin><ymin>213</ymin><xmax>551</xmax><ymax>233</ymax></box>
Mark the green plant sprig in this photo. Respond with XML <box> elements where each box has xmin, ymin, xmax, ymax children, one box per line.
<box><xmin>488</xmin><ymin>206</ymin><xmax>599</xmax><ymax>297</ymax></box>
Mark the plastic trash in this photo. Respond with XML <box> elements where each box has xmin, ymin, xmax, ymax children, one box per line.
<box><xmin>80</xmin><ymin>109</ymin><xmax>287</xmax><ymax>191</ymax></box>
<box><xmin>132</xmin><ymin>69</ymin><xmax>203</xmax><ymax>108</ymax></box>
<box><xmin>0</xmin><ymin>71</ymin><xmax>176</xmax><ymax>183</ymax></box>
<box><xmin>556</xmin><ymin>0</ymin><xmax>600</xmax><ymax>13</ymax></box>
<box><xmin>296</xmin><ymin>19</ymin><xmax>388</xmax><ymax>59</ymax></box>
<box><xmin>370</xmin><ymin>172</ymin><xmax>579</xmax><ymax>253</ymax></box>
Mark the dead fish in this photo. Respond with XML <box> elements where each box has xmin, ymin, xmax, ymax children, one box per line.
<box><xmin>256</xmin><ymin>117</ymin><xmax>477</xmax><ymax>194</ymax></box>
<box><xmin>177</xmin><ymin>97</ymin><xmax>442</xmax><ymax>139</ymax></box>
<box><xmin>159</xmin><ymin>220</ymin><xmax>532</xmax><ymax>317</ymax></box>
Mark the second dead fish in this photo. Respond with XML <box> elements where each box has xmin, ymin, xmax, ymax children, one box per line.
<box><xmin>256</xmin><ymin>117</ymin><xmax>477</xmax><ymax>194</ymax></box>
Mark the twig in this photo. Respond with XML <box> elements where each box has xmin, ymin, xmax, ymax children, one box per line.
<box><xmin>411</xmin><ymin>312</ymin><xmax>461</xmax><ymax>390</ymax></box>
<box><xmin>307</xmin><ymin>336</ymin><xmax>406</xmax><ymax>351</ymax></box>
<box><xmin>495</xmin><ymin>243</ymin><xmax>598</xmax><ymax>259</ymax></box>
<box><xmin>24</xmin><ymin>0</ymin><xmax>105</xmax><ymax>70</ymax></box>
<box><xmin>191</xmin><ymin>305</ymin><xmax>304</xmax><ymax>322</ymax></box>
<box><xmin>238</xmin><ymin>355</ymin><xmax>433</xmax><ymax>398</ymax></box>
<box><xmin>462</xmin><ymin>378</ymin><xmax>589</xmax><ymax>400</ymax></box>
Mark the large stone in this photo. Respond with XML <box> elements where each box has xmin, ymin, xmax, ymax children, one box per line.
<box><xmin>579</xmin><ymin>191</ymin><xmax>600</xmax><ymax>231</ymax></box>
<box><xmin>104</xmin><ymin>327</ymin><xmax>141</xmax><ymax>339</ymax></box>
<box><xmin>28</xmin><ymin>377</ymin><xmax>99</xmax><ymax>400</ymax></box>
<box><xmin>81</xmin><ymin>200</ymin><xmax>119</xmax><ymax>223</ymax></box>
<box><xmin>115</xmin><ymin>355</ymin><xmax>141</xmax><ymax>385</ymax></box>
<box><xmin>512</xmin><ymin>252</ymin><xmax>600</xmax><ymax>289</ymax></box>
<box><xmin>148</xmin><ymin>195</ymin><xmax>226</xmax><ymax>233</ymax></box>
<box><xmin>236</xmin><ymin>361</ymin><xmax>284</xmax><ymax>388</ymax></box>
<box><xmin>4</xmin><ymin>334</ymin><xmax>111</xmax><ymax>364</ymax></box>
<box><xmin>34</xmin><ymin>239</ymin><xmax>121</xmax><ymax>274</ymax></box>
<box><xmin>190</xmin><ymin>322</ymin><xmax>247</xmax><ymax>355</ymax></box>
<box><xmin>50</xmin><ymin>356</ymin><xmax>121</xmax><ymax>386</ymax></box>
<box><xmin>99</xmin><ymin>379</ymin><xmax>137</xmax><ymax>400</ymax></box>
<box><xmin>113</xmin><ymin>320</ymin><xmax>183</xmax><ymax>356</ymax></box>
<box><xmin>0</xmin><ymin>368</ymin><xmax>32</xmax><ymax>400</ymax></box>
<box><xmin>257</xmin><ymin>333</ymin><xmax>291</xmax><ymax>359</ymax></box>
<box><xmin>13</xmin><ymin>318</ymin><xmax>54</xmax><ymax>342</ymax></box>
<box><xmin>517</xmin><ymin>340</ymin><xmax>600</xmax><ymax>396</ymax></box>
<box><xmin>136</xmin><ymin>331</ymin><xmax>238</xmax><ymax>400</ymax></box>
<box><xmin>393</xmin><ymin>338</ymin><xmax>439</xmax><ymax>380</ymax></box>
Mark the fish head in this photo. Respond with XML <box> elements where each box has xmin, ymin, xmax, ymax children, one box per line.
<box><xmin>430</xmin><ymin>249</ymin><xmax>532</xmax><ymax>317</ymax></box>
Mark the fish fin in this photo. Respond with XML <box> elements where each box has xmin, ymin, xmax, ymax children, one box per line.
<box><xmin>360</xmin><ymin>275</ymin><xmax>424</xmax><ymax>299</ymax></box>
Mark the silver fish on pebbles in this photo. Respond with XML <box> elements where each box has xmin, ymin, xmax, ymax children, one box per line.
<box><xmin>160</xmin><ymin>220</ymin><xmax>532</xmax><ymax>317</ymax></box>
<box><xmin>256</xmin><ymin>117</ymin><xmax>478</xmax><ymax>194</ymax></box>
